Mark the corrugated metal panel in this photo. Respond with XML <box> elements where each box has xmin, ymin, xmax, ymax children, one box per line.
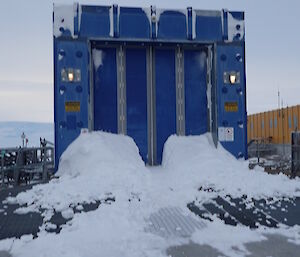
<box><xmin>247</xmin><ymin>116</ymin><xmax>250</xmax><ymax>143</ymax></box>
<box><xmin>273</xmin><ymin>110</ymin><xmax>278</xmax><ymax>143</ymax></box>
<box><xmin>247</xmin><ymin>105</ymin><xmax>300</xmax><ymax>145</ymax></box>
<box><xmin>269</xmin><ymin>111</ymin><xmax>274</xmax><ymax>142</ymax></box>
<box><xmin>257</xmin><ymin>113</ymin><xmax>262</xmax><ymax>139</ymax></box>
<box><xmin>265</xmin><ymin>112</ymin><xmax>269</xmax><ymax>140</ymax></box>
<box><xmin>277</xmin><ymin>109</ymin><xmax>282</xmax><ymax>144</ymax></box>
<box><xmin>261</xmin><ymin>113</ymin><xmax>265</xmax><ymax>139</ymax></box>
<box><xmin>250</xmin><ymin>115</ymin><xmax>254</xmax><ymax>140</ymax></box>
<box><xmin>284</xmin><ymin>108</ymin><xmax>289</xmax><ymax>144</ymax></box>
<box><xmin>288</xmin><ymin>107</ymin><xmax>293</xmax><ymax>143</ymax></box>
<box><xmin>292</xmin><ymin>106</ymin><xmax>298</xmax><ymax>131</ymax></box>
<box><xmin>275</xmin><ymin>110</ymin><xmax>279</xmax><ymax>143</ymax></box>
<box><xmin>297</xmin><ymin>105</ymin><xmax>300</xmax><ymax>130</ymax></box>
<box><xmin>276</xmin><ymin>110</ymin><xmax>280</xmax><ymax>144</ymax></box>
<box><xmin>254</xmin><ymin>114</ymin><xmax>258</xmax><ymax>139</ymax></box>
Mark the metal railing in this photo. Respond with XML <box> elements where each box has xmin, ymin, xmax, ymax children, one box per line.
<box><xmin>291</xmin><ymin>132</ymin><xmax>300</xmax><ymax>177</ymax></box>
<box><xmin>0</xmin><ymin>146</ymin><xmax>54</xmax><ymax>185</ymax></box>
<box><xmin>247</xmin><ymin>137</ymin><xmax>275</xmax><ymax>161</ymax></box>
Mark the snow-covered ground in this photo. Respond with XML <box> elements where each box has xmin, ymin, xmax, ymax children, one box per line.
<box><xmin>0</xmin><ymin>122</ymin><xmax>53</xmax><ymax>148</ymax></box>
<box><xmin>0</xmin><ymin>132</ymin><xmax>300</xmax><ymax>257</ymax></box>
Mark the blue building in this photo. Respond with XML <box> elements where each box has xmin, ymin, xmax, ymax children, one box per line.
<box><xmin>53</xmin><ymin>4</ymin><xmax>247</xmax><ymax>170</ymax></box>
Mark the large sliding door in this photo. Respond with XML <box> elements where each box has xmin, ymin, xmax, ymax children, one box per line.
<box><xmin>184</xmin><ymin>50</ymin><xmax>208</xmax><ymax>135</ymax></box>
<box><xmin>93</xmin><ymin>47</ymin><xmax>118</xmax><ymax>133</ymax></box>
<box><xmin>126</xmin><ymin>48</ymin><xmax>148</xmax><ymax>163</ymax></box>
<box><xmin>154</xmin><ymin>48</ymin><xmax>177</xmax><ymax>164</ymax></box>
<box><xmin>92</xmin><ymin>43</ymin><xmax>209</xmax><ymax>165</ymax></box>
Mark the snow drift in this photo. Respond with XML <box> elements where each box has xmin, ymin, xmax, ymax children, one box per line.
<box><xmin>8</xmin><ymin>132</ymin><xmax>150</xmax><ymax>216</ymax></box>
<box><xmin>7</xmin><ymin>131</ymin><xmax>300</xmax><ymax>217</ymax></box>
<box><xmin>162</xmin><ymin>134</ymin><xmax>300</xmax><ymax>199</ymax></box>
<box><xmin>1</xmin><ymin>131</ymin><xmax>300</xmax><ymax>257</ymax></box>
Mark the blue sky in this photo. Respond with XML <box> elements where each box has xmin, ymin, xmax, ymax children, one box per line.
<box><xmin>0</xmin><ymin>0</ymin><xmax>299</xmax><ymax>122</ymax></box>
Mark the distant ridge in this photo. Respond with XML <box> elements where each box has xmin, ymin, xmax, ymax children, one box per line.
<box><xmin>0</xmin><ymin>121</ymin><xmax>54</xmax><ymax>148</ymax></box>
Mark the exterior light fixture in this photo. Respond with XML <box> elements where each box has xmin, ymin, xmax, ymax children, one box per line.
<box><xmin>224</xmin><ymin>71</ymin><xmax>240</xmax><ymax>85</ymax></box>
<box><xmin>61</xmin><ymin>68</ymin><xmax>81</xmax><ymax>82</ymax></box>
<box><xmin>230</xmin><ymin>74</ymin><xmax>237</xmax><ymax>84</ymax></box>
<box><xmin>68</xmin><ymin>70</ymin><xmax>74</xmax><ymax>82</ymax></box>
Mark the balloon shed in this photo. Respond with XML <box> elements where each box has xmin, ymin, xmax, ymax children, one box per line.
<box><xmin>53</xmin><ymin>3</ymin><xmax>247</xmax><ymax>170</ymax></box>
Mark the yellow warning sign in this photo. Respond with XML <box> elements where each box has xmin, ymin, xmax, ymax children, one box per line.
<box><xmin>225</xmin><ymin>102</ymin><xmax>238</xmax><ymax>112</ymax></box>
<box><xmin>65</xmin><ymin>101</ymin><xmax>80</xmax><ymax>112</ymax></box>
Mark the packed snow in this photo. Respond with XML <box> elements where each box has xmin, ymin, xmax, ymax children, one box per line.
<box><xmin>227</xmin><ymin>12</ymin><xmax>245</xmax><ymax>42</ymax></box>
<box><xmin>53</xmin><ymin>4</ymin><xmax>77</xmax><ymax>38</ymax></box>
<box><xmin>1</xmin><ymin>131</ymin><xmax>300</xmax><ymax>256</ymax></box>
<box><xmin>92</xmin><ymin>49</ymin><xmax>104</xmax><ymax>70</ymax></box>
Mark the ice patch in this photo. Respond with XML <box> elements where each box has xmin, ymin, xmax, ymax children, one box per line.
<box><xmin>53</xmin><ymin>4</ymin><xmax>77</xmax><ymax>38</ymax></box>
<box><xmin>78</xmin><ymin>4</ymin><xmax>82</xmax><ymax>32</ymax></box>
<box><xmin>227</xmin><ymin>12</ymin><xmax>245</xmax><ymax>42</ymax></box>
<box><xmin>92</xmin><ymin>49</ymin><xmax>104</xmax><ymax>70</ymax></box>
<box><xmin>191</xmin><ymin>219</ymin><xmax>266</xmax><ymax>257</ymax></box>
<box><xmin>142</xmin><ymin>7</ymin><xmax>152</xmax><ymax>26</ymax></box>
<box><xmin>109</xmin><ymin>6</ymin><xmax>114</xmax><ymax>37</ymax></box>
<box><xmin>198</xmin><ymin>51</ymin><xmax>207</xmax><ymax>69</ymax></box>
<box><xmin>192</xmin><ymin>10</ymin><xmax>196</xmax><ymax>39</ymax></box>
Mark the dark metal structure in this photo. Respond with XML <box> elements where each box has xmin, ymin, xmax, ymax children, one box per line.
<box><xmin>0</xmin><ymin>147</ymin><xmax>54</xmax><ymax>185</ymax></box>
<box><xmin>291</xmin><ymin>131</ymin><xmax>300</xmax><ymax>176</ymax></box>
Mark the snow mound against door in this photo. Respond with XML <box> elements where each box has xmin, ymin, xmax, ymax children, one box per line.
<box><xmin>10</xmin><ymin>131</ymin><xmax>149</xmax><ymax>214</ymax></box>
<box><xmin>57</xmin><ymin>131</ymin><xmax>146</xmax><ymax>178</ymax></box>
<box><xmin>162</xmin><ymin>133</ymin><xmax>300</xmax><ymax>199</ymax></box>
<box><xmin>55</xmin><ymin>131</ymin><xmax>150</xmax><ymax>197</ymax></box>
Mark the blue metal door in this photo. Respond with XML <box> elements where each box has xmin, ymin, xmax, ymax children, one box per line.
<box><xmin>126</xmin><ymin>48</ymin><xmax>148</xmax><ymax>162</ymax></box>
<box><xmin>155</xmin><ymin>48</ymin><xmax>177</xmax><ymax>164</ymax></box>
<box><xmin>93</xmin><ymin>47</ymin><xmax>118</xmax><ymax>133</ymax></box>
<box><xmin>184</xmin><ymin>50</ymin><xmax>208</xmax><ymax>135</ymax></box>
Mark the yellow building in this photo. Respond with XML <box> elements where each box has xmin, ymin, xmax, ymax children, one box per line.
<box><xmin>248</xmin><ymin>105</ymin><xmax>300</xmax><ymax>144</ymax></box>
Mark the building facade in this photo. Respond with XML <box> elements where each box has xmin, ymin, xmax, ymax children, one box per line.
<box><xmin>53</xmin><ymin>4</ymin><xmax>247</xmax><ymax>170</ymax></box>
<box><xmin>248</xmin><ymin>105</ymin><xmax>300</xmax><ymax>145</ymax></box>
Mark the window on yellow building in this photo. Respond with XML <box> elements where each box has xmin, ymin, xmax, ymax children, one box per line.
<box><xmin>294</xmin><ymin>115</ymin><xmax>298</xmax><ymax>130</ymax></box>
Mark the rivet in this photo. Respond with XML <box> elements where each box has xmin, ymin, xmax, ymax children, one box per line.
<box><xmin>221</xmin><ymin>54</ymin><xmax>227</xmax><ymax>61</ymax></box>
<box><xmin>76</xmin><ymin>51</ymin><xmax>83</xmax><ymax>58</ymax></box>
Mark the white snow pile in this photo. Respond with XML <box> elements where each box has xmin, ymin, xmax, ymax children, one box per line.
<box><xmin>1</xmin><ymin>131</ymin><xmax>300</xmax><ymax>257</ymax></box>
<box><xmin>6</xmin><ymin>132</ymin><xmax>149</xmax><ymax>215</ymax></box>
<box><xmin>53</xmin><ymin>4</ymin><xmax>77</xmax><ymax>38</ymax></box>
<box><xmin>162</xmin><ymin>135</ymin><xmax>300</xmax><ymax>199</ymax></box>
